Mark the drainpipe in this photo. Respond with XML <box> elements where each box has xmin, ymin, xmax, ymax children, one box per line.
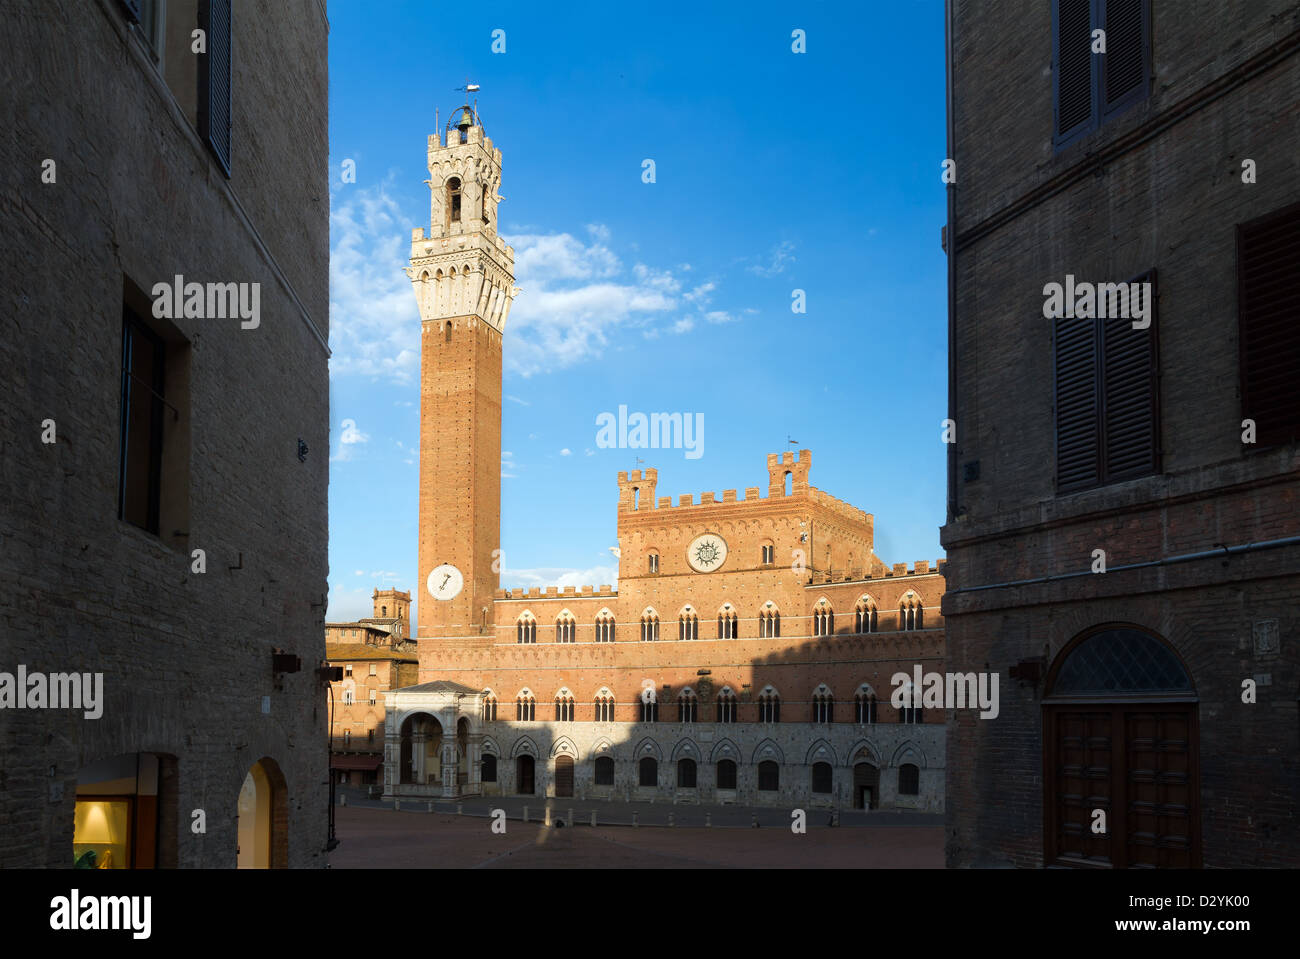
<box><xmin>944</xmin><ymin>0</ymin><xmax>959</xmax><ymax>526</ymax></box>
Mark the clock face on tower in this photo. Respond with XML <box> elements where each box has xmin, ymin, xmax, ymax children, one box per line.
<box><xmin>427</xmin><ymin>563</ymin><xmax>464</xmax><ymax>601</ymax></box>
<box><xmin>686</xmin><ymin>533</ymin><xmax>728</xmax><ymax>573</ymax></box>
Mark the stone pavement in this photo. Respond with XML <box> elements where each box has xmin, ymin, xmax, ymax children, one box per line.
<box><xmin>333</xmin><ymin>785</ymin><xmax>943</xmax><ymax>829</ymax></box>
<box><xmin>328</xmin><ymin>804</ymin><xmax>944</xmax><ymax>868</ymax></box>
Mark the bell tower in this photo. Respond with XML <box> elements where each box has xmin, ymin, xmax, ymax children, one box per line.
<box><xmin>407</xmin><ymin>100</ymin><xmax>515</xmax><ymax>643</ymax></box>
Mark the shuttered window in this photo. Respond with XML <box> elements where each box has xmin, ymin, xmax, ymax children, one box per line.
<box><xmin>1054</xmin><ymin>271</ymin><xmax>1159</xmax><ymax>492</ymax></box>
<box><xmin>198</xmin><ymin>0</ymin><xmax>233</xmax><ymax>177</ymax></box>
<box><xmin>1053</xmin><ymin>0</ymin><xmax>1150</xmax><ymax>148</ymax></box>
<box><xmin>1238</xmin><ymin>202</ymin><xmax>1300</xmax><ymax>448</ymax></box>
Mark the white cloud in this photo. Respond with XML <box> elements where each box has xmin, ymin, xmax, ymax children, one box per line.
<box><xmin>560</xmin><ymin>448</ymin><xmax>572</xmax><ymax>456</ymax></box>
<box><xmin>505</xmin><ymin>394</ymin><xmax>530</xmax><ymax>406</ymax></box>
<box><xmin>329</xmin><ymin>182</ymin><xmax>422</xmax><ymax>382</ymax></box>
<box><xmin>672</xmin><ymin>318</ymin><xmax>695</xmax><ymax>333</ymax></box>
<box><xmin>501</xmin><ymin>565</ymin><xmax>619</xmax><ymax>590</ymax></box>
<box><xmin>354</xmin><ymin>569</ymin><xmax>365</xmax><ymax>576</ymax></box>
<box><xmin>502</xmin><ymin>229</ymin><xmax>688</xmax><ymax>376</ymax></box>
<box><xmin>747</xmin><ymin>240</ymin><xmax>796</xmax><ymax>277</ymax></box>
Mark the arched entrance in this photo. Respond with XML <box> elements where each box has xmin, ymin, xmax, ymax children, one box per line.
<box><xmin>516</xmin><ymin>755</ymin><xmax>535</xmax><ymax>794</ymax></box>
<box><xmin>1043</xmin><ymin>626</ymin><xmax>1200</xmax><ymax>868</ymax></box>
<box><xmin>398</xmin><ymin>713</ymin><xmax>442</xmax><ymax>786</ymax></box>
<box><xmin>555</xmin><ymin>755</ymin><xmax>575</xmax><ymax>797</ymax></box>
<box><xmin>852</xmin><ymin>761</ymin><xmax>879</xmax><ymax>809</ymax></box>
<box><xmin>237</xmin><ymin>758</ymin><xmax>288</xmax><ymax>869</ymax></box>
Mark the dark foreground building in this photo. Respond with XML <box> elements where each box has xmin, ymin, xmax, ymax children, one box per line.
<box><xmin>942</xmin><ymin>0</ymin><xmax>1300</xmax><ymax>867</ymax></box>
<box><xmin>0</xmin><ymin>1</ymin><xmax>330</xmax><ymax>866</ymax></box>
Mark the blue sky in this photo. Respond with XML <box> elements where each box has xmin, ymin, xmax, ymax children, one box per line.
<box><xmin>326</xmin><ymin>1</ymin><xmax>948</xmax><ymax>625</ymax></box>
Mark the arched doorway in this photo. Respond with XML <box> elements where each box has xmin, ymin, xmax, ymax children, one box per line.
<box><xmin>237</xmin><ymin>758</ymin><xmax>288</xmax><ymax>869</ymax></box>
<box><xmin>852</xmin><ymin>761</ymin><xmax>879</xmax><ymax>809</ymax></box>
<box><xmin>516</xmin><ymin>755</ymin><xmax>535</xmax><ymax>795</ymax></box>
<box><xmin>555</xmin><ymin>755</ymin><xmax>574</xmax><ymax>797</ymax></box>
<box><xmin>398</xmin><ymin>713</ymin><xmax>442</xmax><ymax>786</ymax></box>
<box><xmin>1043</xmin><ymin>626</ymin><xmax>1200</xmax><ymax>868</ymax></box>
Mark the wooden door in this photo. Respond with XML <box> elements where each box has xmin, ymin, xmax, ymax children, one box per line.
<box><xmin>555</xmin><ymin>755</ymin><xmax>574</xmax><ymax>797</ymax></box>
<box><xmin>1045</xmin><ymin>703</ymin><xmax>1199</xmax><ymax>867</ymax></box>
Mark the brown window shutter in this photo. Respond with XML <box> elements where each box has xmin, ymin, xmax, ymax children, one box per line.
<box><xmin>1055</xmin><ymin>315</ymin><xmax>1101</xmax><ymax>491</ymax></box>
<box><xmin>1100</xmin><ymin>274</ymin><xmax>1159</xmax><ymax>480</ymax></box>
<box><xmin>1101</xmin><ymin>0</ymin><xmax>1149</xmax><ymax>115</ymax></box>
<box><xmin>198</xmin><ymin>0</ymin><xmax>233</xmax><ymax>177</ymax></box>
<box><xmin>1239</xmin><ymin>202</ymin><xmax>1300</xmax><ymax>448</ymax></box>
<box><xmin>1053</xmin><ymin>0</ymin><xmax>1095</xmax><ymax>144</ymax></box>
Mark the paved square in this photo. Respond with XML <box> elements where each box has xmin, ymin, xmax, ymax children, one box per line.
<box><xmin>329</xmin><ymin>805</ymin><xmax>943</xmax><ymax>868</ymax></box>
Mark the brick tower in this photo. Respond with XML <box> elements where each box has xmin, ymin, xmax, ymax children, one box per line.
<box><xmin>407</xmin><ymin>101</ymin><xmax>515</xmax><ymax>642</ymax></box>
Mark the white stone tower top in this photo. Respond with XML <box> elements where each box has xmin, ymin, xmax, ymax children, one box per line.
<box><xmin>406</xmin><ymin>99</ymin><xmax>516</xmax><ymax>334</ymax></box>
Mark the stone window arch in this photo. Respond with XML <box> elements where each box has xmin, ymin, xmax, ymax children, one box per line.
<box><xmin>899</xmin><ymin>592</ymin><xmax>923</xmax><ymax>631</ymax></box>
<box><xmin>556</xmin><ymin>609</ymin><xmax>576</xmax><ymax>644</ymax></box>
<box><xmin>855</xmin><ymin>595</ymin><xmax>878</xmax><ymax>634</ymax></box>
<box><xmin>554</xmin><ymin>687</ymin><xmax>575</xmax><ymax>722</ymax></box>
<box><xmin>758</xmin><ymin>601</ymin><xmax>780</xmax><ymax>638</ymax></box>
<box><xmin>811</xmin><ymin>683</ymin><xmax>834</xmax><ymax>724</ymax></box>
<box><xmin>717</xmin><ymin>602</ymin><xmax>738</xmax><ymax>639</ymax></box>
<box><xmin>758</xmin><ymin>685</ymin><xmax>781</xmax><ymax>723</ymax></box>
<box><xmin>516</xmin><ymin>611</ymin><xmax>536</xmax><ymax>644</ymax></box>
<box><xmin>854</xmin><ymin>683</ymin><xmax>878</xmax><ymax>724</ymax></box>
<box><xmin>594</xmin><ymin>687</ymin><xmax>616</xmax><ymax>722</ymax></box>
<box><xmin>481</xmin><ymin>689</ymin><xmax>497</xmax><ymax>722</ymax></box>
<box><xmin>679</xmin><ymin>605</ymin><xmax>699</xmax><ymax>641</ymax></box>
<box><xmin>813</xmin><ymin>599</ymin><xmax>834</xmax><ymax>637</ymax></box>
<box><xmin>716</xmin><ymin>686</ymin><xmax>737</xmax><ymax>724</ymax></box>
<box><xmin>640</xmin><ymin>607</ymin><xmax>660</xmax><ymax>642</ymax></box>
<box><xmin>677</xmin><ymin>687</ymin><xmax>698</xmax><ymax>724</ymax></box>
<box><xmin>515</xmin><ymin>688</ymin><xmax>536</xmax><ymax>722</ymax></box>
<box><xmin>595</xmin><ymin>608</ymin><xmax>616</xmax><ymax>643</ymax></box>
<box><xmin>446</xmin><ymin>176</ymin><xmax>462</xmax><ymax>225</ymax></box>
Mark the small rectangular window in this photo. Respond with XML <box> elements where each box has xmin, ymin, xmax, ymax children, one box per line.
<box><xmin>369</xmin><ymin>663</ymin><xmax>377</xmax><ymax>676</ymax></box>
<box><xmin>119</xmin><ymin>307</ymin><xmax>165</xmax><ymax>534</ymax></box>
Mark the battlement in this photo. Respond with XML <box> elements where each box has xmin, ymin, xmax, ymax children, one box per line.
<box><xmin>427</xmin><ymin>125</ymin><xmax>503</xmax><ymax>166</ymax></box>
<box><xmin>804</xmin><ymin>559</ymin><xmax>947</xmax><ymax>584</ymax></box>
<box><xmin>495</xmin><ymin>585</ymin><xmax>619</xmax><ymax>600</ymax></box>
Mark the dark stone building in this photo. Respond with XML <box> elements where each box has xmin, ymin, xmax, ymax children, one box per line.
<box><xmin>0</xmin><ymin>0</ymin><xmax>330</xmax><ymax>867</ymax></box>
<box><xmin>942</xmin><ymin>0</ymin><xmax>1300</xmax><ymax>867</ymax></box>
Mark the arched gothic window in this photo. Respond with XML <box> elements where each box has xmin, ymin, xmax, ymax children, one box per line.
<box><xmin>677</xmin><ymin>689</ymin><xmax>698</xmax><ymax>724</ymax></box>
<box><xmin>554</xmin><ymin>691</ymin><xmax>575</xmax><ymax>722</ymax></box>
<box><xmin>717</xmin><ymin>605</ymin><xmax>738</xmax><ymax>639</ymax></box>
<box><xmin>515</xmin><ymin>690</ymin><xmax>536</xmax><ymax>721</ymax></box>
<box><xmin>811</xmin><ymin>686</ymin><xmax>834</xmax><ymax>723</ymax></box>
<box><xmin>516</xmin><ymin>613</ymin><xmax>536</xmax><ymax>644</ymax></box>
<box><xmin>595</xmin><ymin>610</ymin><xmax>616</xmax><ymax>643</ymax></box>
<box><xmin>481</xmin><ymin>691</ymin><xmax>497</xmax><ymax>722</ymax></box>
<box><xmin>716</xmin><ymin>688</ymin><xmax>737</xmax><ymax>724</ymax></box>
<box><xmin>854</xmin><ymin>685</ymin><xmax>878</xmax><ymax>724</ymax></box>
<box><xmin>640</xmin><ymin>610</ymin><xmax>660</xmax><ymax>642</ymax></box>
<box><xmin>594</xmin><ymin>690</ymin><xmax>616</xmax><ymax>722</ymax></box>
<box><xmin>855</xmin><ymin>597</ymin><xmax>878</xmax><ymax>634</ymax></box>
<box><xmin>679</xmin><ymin>609</ymin><xmax>699</xmax><ymax>641</ymax></box>
<box><xmin>447</xmin><ymin>177</ymin><xmax>462</xmax><ymax>224</ymax></box>
<box><xmin>758</xmin><ymin>688</ymin><xmax>781</xmax><ymax>723</ymax></box>
<box><xmin>813</xmin><ymin>601</ymin><xmax>834</xmax><ymax>637</ymax></box>
<box><xmin>556</xmin><ymin>612</ymin><xmax>576</xmax><ymax>644</ymax></box>
<box><xmin>759</xmin><ymin>605</ymin><xmax>781</xmax><ymax>638</ymax></box>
